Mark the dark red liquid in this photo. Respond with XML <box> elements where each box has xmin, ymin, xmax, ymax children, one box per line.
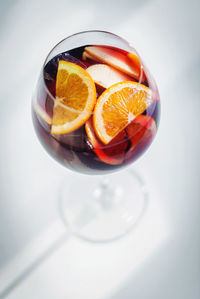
<box><xmin>32</xmin><ymin>45</ymin><xmax>160</xmax><ymax>174</ymax></box>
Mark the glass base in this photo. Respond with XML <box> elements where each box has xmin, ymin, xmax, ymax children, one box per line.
<box><xmin>59</xmin><ymin>169</ymin><xmax>149</xmax><ymax>243</ymax></box>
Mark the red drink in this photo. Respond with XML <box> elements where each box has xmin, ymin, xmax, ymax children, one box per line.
<box><xmin>32</xmin><ymin>44</ymin><xmax>160</xmax><ymax>174</ymax></box>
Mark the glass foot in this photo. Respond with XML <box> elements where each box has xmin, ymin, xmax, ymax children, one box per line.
<box><xmin>59</xmin><ymin>169</ymin><xmax>149</xmax><ymax>243</ymax></box>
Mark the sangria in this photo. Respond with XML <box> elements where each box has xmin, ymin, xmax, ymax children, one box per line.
<box><xmin>32</xmin><ymin>31</ymin><xmax>160</xmax><ymax>241</ymax></box>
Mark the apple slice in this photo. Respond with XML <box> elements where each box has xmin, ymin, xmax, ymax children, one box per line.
<box><xmin>82</xmin><ymin>51</ymin><xmax>96</xmax><ymax>62</ymax></box>
<box><xmin>85</xmin><ymin>118</ymin><xmax>128</xmax><ymax>165</ymax></box>
<box><xmin>85</xmin><ymin>46</ymin><xmax>140</xmax><ymax>80</ymax></box>
<box><xmin>86</xmin><ymin>64</ymin><xmax>133</xmax><ymax>89</ymax></box>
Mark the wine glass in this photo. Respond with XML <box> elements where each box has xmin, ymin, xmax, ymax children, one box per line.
<box><xmin>32</xmin><ymin>30</ymin><xmax>160</xmax><ymax>242</ymax></box>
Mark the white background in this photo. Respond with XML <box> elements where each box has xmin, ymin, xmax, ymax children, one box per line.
<box><xmin>0</xmin><ymin>0</ymin><xmax>200</xmax><ymax>298</ymax></box>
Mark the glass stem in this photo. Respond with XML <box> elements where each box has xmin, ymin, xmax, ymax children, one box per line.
<box><xmin>93</xmin><ymin>176</ymin><xmax>119</xmax><ymax>210</ymax></box>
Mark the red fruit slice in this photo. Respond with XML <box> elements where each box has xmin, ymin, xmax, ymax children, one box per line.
<box><xmin>84</xmin><ymin>46</ymin><xmax>140</xmax><ymax>80</ymax></box>
<box><xmin>125</xmin><ymin>115</ymin><xmax>156</xmax><ymax>161</ymax></box>
<box><xmin>85</xmin><ymin>118</ymin><xmax>128</xmax><ymax>165</ymax></box>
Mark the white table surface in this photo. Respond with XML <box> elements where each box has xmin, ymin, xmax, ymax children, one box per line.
<box><xmin>0</xmin><ymin>0</ymin><xmax>200</xmax><ymax>298</ymax></box>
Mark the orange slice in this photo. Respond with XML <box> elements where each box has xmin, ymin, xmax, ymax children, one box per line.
<box><xmin>93</xmin><ymin>81</ymin><xmax>153</xmax><ymax>144</ymax></box>
<box><xmin>33</xmin><ymin>103</ymin><xmax>52</xmax><ymax>125</ymax></box>
<box><xmin>127</xmin><ymin>52</ymin><xmax>141</xmax><ymax>72</ymax></box>
<box><xmin>85</xmin><ymin>46</ymin><xmax>140</xmax><ymax>80</ymax></box>
<box><xmin>86</xmin><ymin>64</ymin><xmax>132</xmax><ymax>89</ymax></box>
<box><xmin>51</xmin><ymin>61</ymin><xmax>96</xmax><ymax>135</ymax></box>
<box><xmin>127</xmin><ymin>52</ymin><xmax>145</xmax><ymax>82</ymax></box>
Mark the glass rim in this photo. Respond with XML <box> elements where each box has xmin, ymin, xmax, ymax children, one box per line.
<box><xmin>41</xmin><ymin>30</ymin><xmax>145</xmax><ymax>115</ymax></box>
